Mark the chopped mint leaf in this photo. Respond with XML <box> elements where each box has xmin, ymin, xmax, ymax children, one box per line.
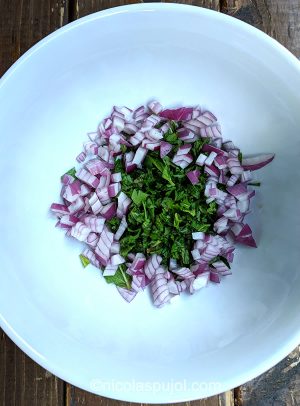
<box><xmin>116</xmin><ymin>142</ymin><xmax>218</xmax><ymax>267</ymax></box>
<box><xmin>174</xmin><ymin>212</ymin><xmax>181</xmax><ymax>229</ymax></box>
<box><xmin>162</xmin><ymin>164</ymin><xmax>175</xmax><ymax>186</ymax></box>
<box><xmin>210</xmin><ymin>255</ymin><xmax>231</xmax><ymax>269</ymax></box>
<box><xmin>169</xmin><ymin>120</ymin><xmax>178</xmax><ymax>132</ymax></box>
<box><xmin>191</xmin><ymin>138</ymin><xmax>210</xmax><ymax>159</ymax></box>
<box><xmin>164</xmin><ymin>131</ymin><xmax>178</xmax><ymax>144</ymax></box>
<box><xmin>131</xmin><ymin>189</ymin><xmax>148</xmax><ymax>205</ymax></box>
<box><xmin>104</xmin><ymin>264</ymin><xmax>132</xmax><ymax>289</ymax></box>
<box><xmin>219</xmin><ymin>256</ymin><xmax>231</xmax><ymax>269</ymax></box>
<box><xmin>114</xmin><ymin>158</ymin><xmax>123</xmax><ymax>173</ymax></box>
<box><xmin>120</xmin><ymin>144</ymin><xmax>127</xmax><ymax>153</ymax></box>
<box><xmin>66</xmin><ymin>167</ymin><xmax>77</xmax><ymax>178</ymax></box>
<box><xmin>107</xmin><ymin>217</ymin><xmax>121</xmax><ymax>233</ymax></box>
<box><xmin>79</xmin><ymin>254</ymin><xmax>90</xmax><ymax>268</ymax></box>
<box><xmin>145</xmin><ymin>155</ymin><xmax>165</xmax><ymax>173</ymax></box>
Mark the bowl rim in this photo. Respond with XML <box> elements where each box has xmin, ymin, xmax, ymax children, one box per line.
<box><xmin>1</xmin><ymin>2</ymin><xmax>300</xmax><ymax>403</ymax></box>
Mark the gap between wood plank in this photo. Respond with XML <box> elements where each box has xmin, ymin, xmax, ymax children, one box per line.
<box><xmin>219</xmin><ymin>0</ymin><xmax>228</xmax><ymax>12</ymax></box>
<box><xmin>69</xmin><ymin>0</ymin><xmax>79</xmax><ymax>21</ymax></box>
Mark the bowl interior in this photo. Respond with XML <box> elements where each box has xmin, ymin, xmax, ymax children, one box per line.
<box><xmin>1</xmin><ymin>4</ymin><xmax>300</xmax><ymax>403</ymax></box>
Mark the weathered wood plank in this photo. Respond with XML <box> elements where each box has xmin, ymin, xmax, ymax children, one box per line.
<box><xmin>0</xmin><ymin>0</ymin><xmax>69</xmax><ymax>76</ymax></box>
<box><xmin>0</xmin><ymin>332</ymin><xmax>64</xmax><ymax>406</ymax></box>
<box><xmin>67</xmin><ymin>383</ymin><xmax>226</xmax><ymax>406</ymax></box>
<box><xmin>218</xmin><ymin>391</ymin><xmax>235</xmax><ymax>406</ymax></box>
<box><xmin>71</xmin><ymin>0</ymin><xmax>141</xmax><ymax>20</ymax></box>
<box><xmin>224</xmin><ymin>0</ymin><xmax>300</xmax><ymax>57</ymax></box>
<box><xmin>163</xmin><ymin>0</ymin><xmax>220</xmax><ymax>9</ymax></box>
<box><xmin>235</xmin><ymin>346</ymin><xmax>300</xmax><ymax>406</ymax></box>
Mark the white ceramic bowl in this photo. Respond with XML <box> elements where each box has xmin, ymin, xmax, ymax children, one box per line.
<box><xmin>1</xmin><ymin>3</ymin><xmax>300</xmax><ymax>403</ymax></box>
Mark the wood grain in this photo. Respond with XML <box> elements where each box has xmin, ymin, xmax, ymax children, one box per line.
<box><xmin>71</xmin><ymin>0</ymin><xmax>141</xmax><ymax>20</ymax></box>
<box><xmin>0</xmin><ymin>332</ymin><xmax>64</xmax><ymax>406</ymax></box>
<box><xmin>224</xmin><ymin>0</ymin><xmax>300</xmax><ymax>57</ymax></box>
<box><xmin>0</xmin><ymin>0</ymin><xmax>69</xmax><ymax>76</ymax></box>
<box><xmin>163</xmin><ymin>0</ymin><xmax>220</xmax><ymax>9</ymax></box>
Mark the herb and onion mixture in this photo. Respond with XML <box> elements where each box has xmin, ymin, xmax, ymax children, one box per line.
<box><xmin>50</xmin><ymin>102</ymin><xmax>274</xmax><ymax>307</ymax></box>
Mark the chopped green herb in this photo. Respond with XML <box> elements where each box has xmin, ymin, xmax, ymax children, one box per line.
<box><xmin>169</xmin><ymin>121</ymin><xmax>178</xmax><ymax>132</ymax></box>
<box><xmin>131</xmin><ymin>189</ymin><xmax>148</xmax><ymax>205</ymax></box>
<box><xmin>66</xmin><ymin>167</ymin><xmax>77</xmax><ymax>178</ymax></box>
<box><xmin>248</xmin><ymin>181</ymin><xmax>261</xmax><ymax>187</ymax></box>
<box><xmin>106</xmin><ymin>217</ymin><xmax>121</xmax><ymax>233</ymax></box>
<box><xmin>104</xmin><ymin>264</ymin><xmax>132</xmax><ymax>289</ymax></box>
<box><xmin>115</xmin><ymin>145</ymin><xmax>218</xmax><ymax>267</ymax></box>
<box><xmin>162</xmin><ymin>164</ymin><xmax>175</xmax><ymax>186</ymax></box>
<box><xmin>164</xmin><ymin>131</ymin><xmax>178</xmax><ymax>144</ymax></box>
<box><xmin>191</xmin><ymin>138</ymin><xmax>210</xmax><ymax>159</ymax></box>
<box><xmin>238</xmin><ymin>152</ymin><xmax>243</xmax><ymax>163</ymax></box>
<box><xmin>79</xmin><ymin>254</ymin><xmax>90</xmax><ymax>268</ymax></box>
<box><xmin>120</xmin><ymin>144</ymin><xmax>127</xmax><ymax>153</ymax></box>
<box><xmin>217</xmin><ymin>183</ymin><xmax>227</xmax><ymax>192</ymax></box>
<box><xmin>210</xmin><ymin>255</ymin><xmax>231</xmax><ymax>269</ymax></box>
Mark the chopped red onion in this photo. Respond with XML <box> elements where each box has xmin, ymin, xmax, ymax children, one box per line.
<box><xmin>83</xmin><ymin>215</ymin><xmax>105</xmax><ymax>234</ymax></box>
<box><xmin>71</xmin><ymin>222</ymin><xmax>91</xmax><ymax>242</ymax></box>
<box><xmin>68</xmin><ymin>196</ymin><xmax>84</xmax><ymax>214</ymax></box>
<box><xmin>76</xmin><ymin>152</ymin><xmax>86</xmax><ymax>163</ymax></box>
<box><xmin>196</xmin><ymin>153</ymin><xmax>207</xmax><ymax>166</ymax></box>
<box><xmin>51</xmin><ymin>102</ymin><xmax>274</xmax><ymax>307</ymax></box>
<box><xmin>160</xmin><ymin>141</ymin><xmax>172</xmax><ymax>158</ymax></box>
<box><xmin>186</xmin><ymin>170</ymin><xmax>200</xmax><ymax>185</ymax></box>
<box><xmin>144</xmin><ymin>254</ymin><xmax>162</xmax><ymax>280</ymax></box>
<box><xmin>159</xmin><ymin>107</ymin><xmax>193</xmax><ymax>121</ymax></box>
<box><xmin>76</xmin><ymin>168</ymin><xmax>99</xmax><ymax>188</ymax></box>
<box><xmin>114</xmin><ymin>216</ymin><xmax>128</xmax><ymax>241</ymax></box>
<box><xmin>151</xmin><ymin>267</ymin><xmax>170</xmax><ymax>307</ymax></box>
<box><xmin>100</xmin><ymin>202</ymin><xmax>116</xmax><ymax>220</ymax></box>
<box><xmin>192</xmin><ymin>272</ymin><xmax>210</xmax><ymax>290</ymax></box>
<box><xmin>86</xmin><ymin>232</ymin><xmax>99</xmax><ymax>248</ymax></box>
<box><xmin>148</xmin><ymin>100</ymin><xmax>163</xmax><ymax>115</ymax></box>
<box><xmin>84</xmin><ymin>141</ymin><xmax>99</xmax><ymax>155</ymax></box>
<box><xmin>242</xmin><ymin>153</ymin><xmax>275</xmax><ymax>171</ymax></box>
<box><xmin>111</xmin><ymin>242</ymin><xmax>120</xmax><ymax>254</ymax></box>
<box><xmin>172</xmin><ymin>153</ymin><xmax>193</xmax><ymax>169</ymax></box>
<box><xmin>117</xmin><ymin>287</ymin><xmax>137</xmax><ymax>303</ymax></box>
<box><xmin>204</xmin><ymin>151</ymin><xmax>218</xmax><ymax>166</ymax></box>
<box><xmin>82</xmin><ymin>248</ymin><xmax>100</xmax><ymax>268</ymax></box>
<box><xmin>110</xmin><ymin>254</ymin><xmax>125</xmax><ymax>266</ymax></box>
<box><xmin>172</xmin><ymin>267</ymin><xmax>194</xmax><ymax>279</ymax></box>
<box><xmin>132</xmin><ymin>146</ymin><xmax>148</xmax><ymax>166</ymax></box>
<box><xmin>89</xmin><ymin>193</ymin><xmax>103</xmax><ymax>215</ymax></box>
<box><xmin>50</xmin><ymin>203</ymin><xmax>69</xmax><ymax>216</ymax></box>
<box><xmin>108</xmin><ymin>183</ymin><xmax>121</xmax><ymax>198</ymax></box>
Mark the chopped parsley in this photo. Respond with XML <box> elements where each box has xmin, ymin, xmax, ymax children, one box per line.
<box><xmin>115</xmin><ymin>141</ymin><xmax>218</xmax><ymax>266</ymax></box>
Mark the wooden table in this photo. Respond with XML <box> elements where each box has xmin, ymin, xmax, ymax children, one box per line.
<box><xmin>1</xmin><ymin>1</ymin><xmax>300</xmax><ymax>405</ymax></box>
